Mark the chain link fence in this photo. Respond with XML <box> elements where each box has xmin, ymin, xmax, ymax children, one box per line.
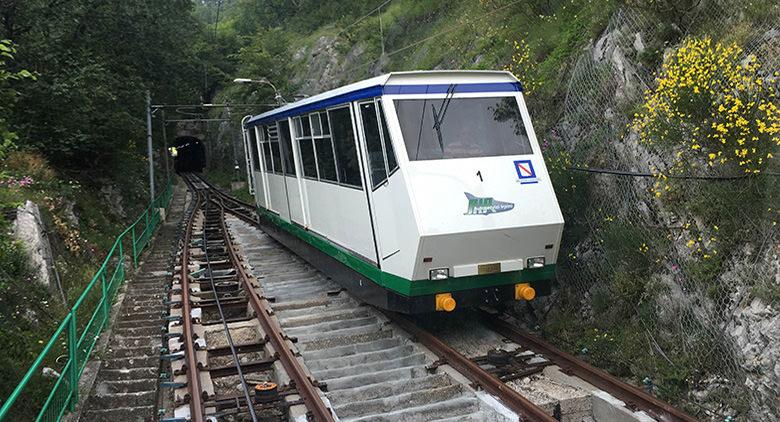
<box><xmin>538</xmin><ymin>1</ymin><xmax>779</xmax><ymax>419</ymax></box>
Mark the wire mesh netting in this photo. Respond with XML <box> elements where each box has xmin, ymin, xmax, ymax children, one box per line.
<box><xmin>538</xmin><ymin>1</ymin><xmax>779</xmax><ymax>419</ymax></box>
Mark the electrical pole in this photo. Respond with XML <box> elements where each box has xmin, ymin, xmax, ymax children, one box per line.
<box><xmin>161</xmin><ymin>109</ymin><xmax>170</xmax><ymax>182</ymax></box>
<box><xmin>146</xmin><ymin>90</ymin><xmax>155</xmax><ymax>200</ymax></box>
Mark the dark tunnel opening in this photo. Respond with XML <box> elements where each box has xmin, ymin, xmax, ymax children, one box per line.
<box><xmin>173</xmin><ymin>136</ymin><xmax>206</xmax><ymax>173</ymax></box>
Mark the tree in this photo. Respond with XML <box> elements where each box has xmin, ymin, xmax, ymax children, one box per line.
<box><xmin>1</xmin><ymin>1</ymin><xmax>208</xmax><ymax>170</ymax></box>
<box><xmin>0</xmin><ymin>39</ymin><xmax>33</xmax><ymax>160</ymax></box>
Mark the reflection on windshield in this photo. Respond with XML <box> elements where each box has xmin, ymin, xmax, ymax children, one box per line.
<box><xmin>394</xmin><ymin>96</ymin><xmax>533</xmax><ymax>161</ymax></box>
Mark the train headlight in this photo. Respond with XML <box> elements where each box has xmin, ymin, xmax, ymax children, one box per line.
<box><xmin>429</xmin><ymin>268</ymin><xmax>449</xmax><ymax>280</ymax></box>
<box><xmin>526</xmin><ymin>257</ymin><xmax>545</xmax><ymax>269</ymax></box>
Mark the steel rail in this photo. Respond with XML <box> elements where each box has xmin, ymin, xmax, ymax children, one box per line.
<box><xmin>179</xmin><ymin>187</ymin><xmax>205</xmax><ymax>422</ymax></box>
<box><xmin>209</xmin><ymin>192</ymin><xmax>335</xmax><ymax>422</ymax></box>
<box><xmin>195</xmin><ymin>174</ymin><xmax>698</xmax><ymax>421</ymax></box>
<box><xmin>194</xmin><ymin>176</ymin><xmax>553</xmax><ymax>420</ymax></box>
<box><xmin>383</xmin><ymin>311</ymin><xmax>556</xmax><ymax>422</ymax></box>
<box><xmin>479</xmin><ymin>310</ymin><xmax>698</xmax><ymax>422</ymax></box>
<box><xmin>198</xmin><ymin>194</ymin><xmax>259</xmax><ymax>421</ymax></box>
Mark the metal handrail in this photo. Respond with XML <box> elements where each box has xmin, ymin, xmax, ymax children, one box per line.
<box><xmin>0</xmin><ymin>177</ymin><xmax>175</xmax><ymax>421</ymax></box>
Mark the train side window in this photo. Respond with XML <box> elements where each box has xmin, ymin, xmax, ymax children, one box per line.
<box><xmin>293</xmin><ymin>114</ymin><xmax>318</xmax><ymax>179</ymax></box>
<box><xmin>329</xmin><ymin>106</ymin><xmax>363</xmax><ymax>189</ymax></box>
<box><xmin>315</xmin><ymin>136</ymin><xmax>337</xmax><ymax>182</ymax></box>
<box><xmin>260</xmin><ymin>125</ymin><xmax>273</xmax><ymax>173</ymax></box>
<box><xmin>278</xmin><ymin>120</ymin><xmax>296</xmax><ymax>177</ymax></box>
<box><xmin>310</xmin><ymin>113</ymin><xmax>322</xmax><ymax>137</ymax></box>
<box><xmin>359</xmin><ymin>101</ymin><xmax>388</xmax><ymax>188</ymax></box>
<box><xmin>293</xmin><ymin>117</ymin><xmax>304</xmax><ymax>138</ymax></box>
<box><xmin>262</xmin><ymin>144</ymin><xmax>273</xmax><ymax>173</ymax></box>
<box><xmin>300</xmin><ymin>115</ymin><xmax>312</xmax><ymax>137</ymax></box>
<box><xmin>377</xmin><ymin>101</ymin><xmax>398</xmax><ymax>173</ymax></box>
<box><xmin>320</xmin><ymin>112</ymin><xmax>330</xmax><ymax>135</ymax></box>
<box><xmin>249</xmin><ymin>126</ymin><xmax>261</xmax><ymax>170</ymax></box>
<box><xmin>299</xmin><ymin>138</ymin><xmax>318</xmax><ymax>178</ymax></box>
<box><xmin>267</xmin><ymin>125</ymin><xmax>283</xmax><ymax>174</ymax></box>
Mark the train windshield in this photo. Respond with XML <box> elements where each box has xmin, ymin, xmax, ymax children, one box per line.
<box><xmin>394</xmin><ymin>96</ymin><xmax>533</xmax><ymax>161</ymax></box>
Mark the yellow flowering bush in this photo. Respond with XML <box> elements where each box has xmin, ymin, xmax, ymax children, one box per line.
<box><xmin>633</xmin><ymin>37</ymin><xmax>779</xmax><ymax>175</ymax></box>
<box><xmin>505</xmin><ymin>37</ymin><xmax>542</xmax><ymax>94</ymax></box>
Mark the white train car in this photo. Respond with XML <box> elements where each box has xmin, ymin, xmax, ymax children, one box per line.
<box><xmin>242</xmin><ymin>70</ymin><xmax>564</xmax><ymax>313</ymax></box>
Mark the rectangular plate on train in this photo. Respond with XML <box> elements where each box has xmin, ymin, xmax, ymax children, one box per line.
<box><xmin>478</xmin><ymin>263</ymin><xmax>501</xmax><ymax>275</ymax></box>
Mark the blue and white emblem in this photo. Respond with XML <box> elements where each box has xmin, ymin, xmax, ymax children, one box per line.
<box><xmin>514</xmin><ymin>160</ymin><xmax>539</xmax><ymax>184</ymax></box>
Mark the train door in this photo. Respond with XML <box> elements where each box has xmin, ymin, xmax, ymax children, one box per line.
<box><xmin>253</xmin><ymin>126</ymin><xmax>270</xmax><ymax>209</ymax></box>
<box><xmin>242</xmin><ymin>117</ymin><xmax>257</xmax><ymax>195</ymax></box>
<box><xmin>261</xmin><ymin>124</ymin><xmax>290</xmax><ymax>220</ymax></box>
<box><xmin>356</xmin><ymin>98</ymin><xmax>402</xmax><ymax>263</ymax></box>
<box><xmin>279</xmin><ymin>118</ymin><xmax>306</xmax><ymax>226</ymax></box>
<box><xmin>241</xmin><ymin>123</ymin><xmax>255</xmax><ymax>195</ymax></box>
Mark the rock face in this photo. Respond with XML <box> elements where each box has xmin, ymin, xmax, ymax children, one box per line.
<box><xmin>100</xmin><ymin>184</ymin><xmax>126</xmax><ymax>219</ymax></box>
<box><xmin>723</xmin><ymin>247</ymin><xmax>780</xmax><ymax>421</ymax></box>
<box><xmin>727</xmin><ymin>297</ymin><xmax>780</xmax><ymax>420</ymax></box>
<box><xmin>290</xmin><ymin>35</ymin><xmax>369</xmax><ymax>95</ymax></box>
<box><xmin>13</xmin><ymin>200</ymin><xmax>55</xmax><ymax>289</ymax></box>
<box><xmin>291</xmin><ymin>35</ymin><xmax>345</xmax><ymax>94</ymax></box>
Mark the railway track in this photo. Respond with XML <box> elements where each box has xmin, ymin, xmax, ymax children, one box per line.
<box><xmin>165</xmin><ymin>173</ymin><xmax>696</xmax><ymax>422</ymax></box>
<box><xmin>160</xmin><ymin>175</ymin><xmax>332</xmax><ymax>421</ymax></box>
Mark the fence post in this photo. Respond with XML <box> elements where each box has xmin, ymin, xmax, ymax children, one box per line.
<box><xmin>119</xmin><ymin>238</ymin><xmax>125</xmax><ymax>283</ymax></box>
<box><xmin>101</xmin><ymin>271</ymin><xmax>109</xmax><ymax>324</ymax></box>
<box><xmin>131</xmin><ymin>226</ymin><xmax>138</xmax><ymax>269</ymax></box>
<box><xmin>67</xmin><ymin>312</ymin><xmax>78</xmax><ymax>410</ymax></box>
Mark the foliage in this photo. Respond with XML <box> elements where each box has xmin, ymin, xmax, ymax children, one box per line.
<box><xmin>0</xmin><ymin>40</ymin><xmax>34</xmax><ymax>160</ymax></box>
<box><xmin>505</xmin><ymin>37</ymin><xmax>542</xmax><ymax>94</ymax></box>
<box><xmin>634</xmin><ymin>37</ymin><xmax>779</xmax><ymax>179</ymax></box>
<box><xmin>2</xmin><ymin>1</ymin><xmax>206</xmax><ymax>170</ymax></box>
<box><xmin>0</xmin><ymin>215</ymin><xmax>64</xmax><ymax>419</ymax></box>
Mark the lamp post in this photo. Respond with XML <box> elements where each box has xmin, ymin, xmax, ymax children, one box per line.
<box><xmin>233</xmin><ymin>77</ymin><xmax>286</xmax><ymax>104</ymax></box>
<box><xmin>146</xmin><ymin>90</ymin><xmax>155</xmax><ymax>200</ymax></box>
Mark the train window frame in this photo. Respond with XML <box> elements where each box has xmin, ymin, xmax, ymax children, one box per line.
<box><xmin>327</xmin><ymin>105</ymin><xmax>364</xmax><ymax>190</ymax></box>
<box><xmin>393</xmin><ymin>95</ymin><xmax>533</xmax><ymax>161</ymax></box>
<box><xmin>249</xmin><ymin>125</ymin><xmax>261</xmax><ymax>171</ymax></box>
<box><xmin>320</xmin><ymin>111</ymin><xmax>331</xmax><ymax>136</ymax></box>
<box><xmin>258</xmin><ymin>125</ymin><xmax>273</xmax><ymax>174</ymax></box>
<box><xmin>310</xmin><ymin>112</ymin><xmax>323</xmax><ymax>137</ymax></box>
<box><xmin>358</xmin><ymin>98</ymin><xmax>399</xmax><ymax>191</ymax></box>
<box><xmin>377</xmin><ymin>100</ymin><xmax>399</xmax><ymax>178</ymax></box>
<box><xmin>358</xmin><ymin>99</ymin><xmax>389</xmax><ymax>189</ymax></box>
<box><xmin>308</xmin><ymin>110</ymin><xmax>337</xmax><ymax>183</ymax></box>
<box><xmin>277</xmin><ymin>119</ymin><xmax>296</xmax><ymax>177</ymax></box>
<box><xmin>293</xmin><ymin>115</ymin><xmax>319</xmax><ymax>180</ymax></box>
<box><xmin>266</xmin><ymin>124</ymin><xmax>283</xmax><ymax>175</ymax></box>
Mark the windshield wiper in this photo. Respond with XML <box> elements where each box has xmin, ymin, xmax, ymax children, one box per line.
<box><xmin>431</xmin><ymin>84</ymin><xmax>457</xmax><ymax>153</ymax></box>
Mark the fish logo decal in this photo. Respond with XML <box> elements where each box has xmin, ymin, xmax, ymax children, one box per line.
<box><xmin>464</xmin><ymin>192</ymin><xmax>514</xmax><ymax>215</ymax></box>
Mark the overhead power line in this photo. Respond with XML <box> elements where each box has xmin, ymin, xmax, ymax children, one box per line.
<box><xmin>566</xmin><ymin>166</ymin><xmax>780</xmax><ymax>180</ymax></box>
<box><xmin>335</xmin><ymin>0</ymin><xmax>394</xmax><ymax>38</ymax></box>
<box><xmin>340</xmin><ymin>0</ymin><xmax>524</xmax><ymax>75</ymax></box>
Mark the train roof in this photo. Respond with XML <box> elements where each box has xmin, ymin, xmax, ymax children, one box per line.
<box><xmin>245</xmin><ymin>70</ymin><xmax>522</xmax><ymax>128</ymax></box>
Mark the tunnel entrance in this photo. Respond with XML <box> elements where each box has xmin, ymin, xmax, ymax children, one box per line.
<box><xmin>173</xmin><ymin>136</ymin><xmax>206</xmax><ymax>173</ymax></box>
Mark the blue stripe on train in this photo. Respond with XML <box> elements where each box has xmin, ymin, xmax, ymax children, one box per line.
<box><xmin>382</xmin><ymin>82</ymin><xmax>521</xmax><ymax>95</ymax></box>
<box><xmin>245</xmin><ymin>82</ymin><xmax>522</xmax><ymax>128</ymax></box>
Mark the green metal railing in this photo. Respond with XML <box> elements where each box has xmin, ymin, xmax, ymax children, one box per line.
<box><xmin>0</xmin><ymin>178</ymin><xmax>175</xmax><ymax>422</ymax></box>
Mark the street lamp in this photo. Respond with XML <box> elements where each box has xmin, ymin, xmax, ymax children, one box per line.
<box><xmin>233</xmin><ymin>77</ymin><xmax>286</xmax><ymax>104</ymax></box>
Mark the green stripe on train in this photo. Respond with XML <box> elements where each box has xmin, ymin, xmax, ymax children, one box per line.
<box><xmin>257</xmin><ymin>207</ymin><xmax>556</xmax><ymax>297</ymax></box>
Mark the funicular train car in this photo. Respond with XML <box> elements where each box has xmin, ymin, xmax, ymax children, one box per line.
<box><xmin>241</xmin><ymin>70</ymin><xmax>564</xmax><ymax>313</ymax></box>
